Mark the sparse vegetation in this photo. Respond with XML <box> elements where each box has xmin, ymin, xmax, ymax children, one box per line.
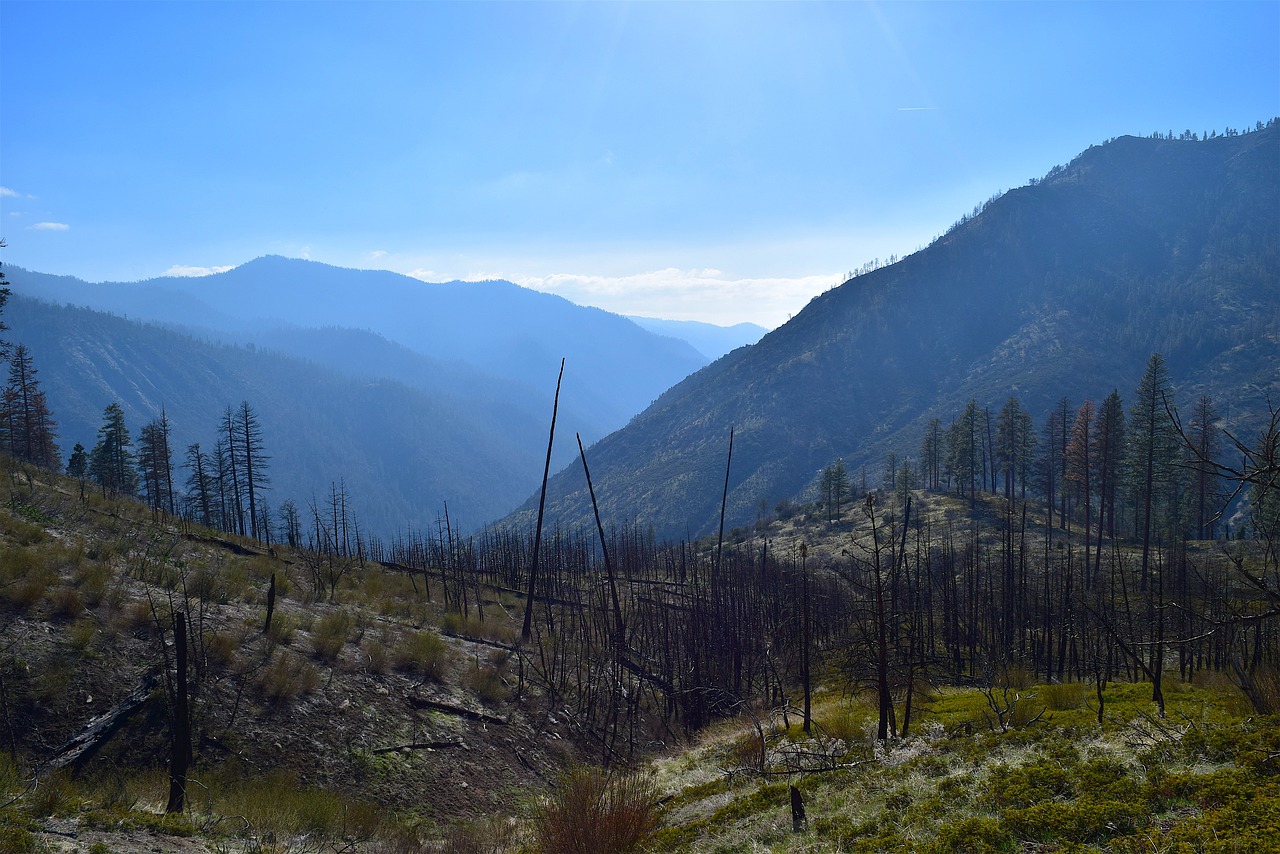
<box><xmin>1</xmin><ymin>120</ymin><xmax>1278</xmax><ymax>850</ymax></box>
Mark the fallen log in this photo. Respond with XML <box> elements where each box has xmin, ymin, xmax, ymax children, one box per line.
<box><xmin>406</xmin><ymin>695</ymin><xmax>508</xmax><ymax>726</ymax></box>
<box><xmin>44</xmin><ymin>671</ymin><xmax>162</xmax><ymax>773</ymax></box>
<box><xmin>369</xmin><ymin>740</ymin><xmax>464</xmax><ymax>754</ymax></box>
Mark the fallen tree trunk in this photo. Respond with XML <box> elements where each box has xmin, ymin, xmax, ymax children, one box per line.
<box><xmin>43</xmin><ymin>671</ymin><xmax>162</xmax><ymax>773</ymax></box>
<box><xmin>406</xmin><ymin>695</ymin><xmax>509</xmax><ymax>726</ymax></box>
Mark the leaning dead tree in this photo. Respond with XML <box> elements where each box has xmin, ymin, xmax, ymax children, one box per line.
<box><xmin>522</xmin><ymin>358</ymin><xmax>565</xmax><ymax>643</ymax></box>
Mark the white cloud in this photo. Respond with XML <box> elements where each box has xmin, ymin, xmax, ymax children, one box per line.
<box><xmin>368</xmin><ymin>250</ymin><xmax>387</xmax><ymax>260</ymax></box>
<box><xmin>30</xmin><ymin>221</ymin><xmax>69</xmax><ymax>231</ymax></box>
<box><xmin>406</xmin><ymin>268</ymin><xmax>442</xmax><ymax>281</ymax></box>
<box><xmin>507</xmin><ymin>268</ymin><xmax>840</xmax><ymax>328</ymax></box>
<box><xmin>0</xmin><ymin>187</ymin><xmax>17</xmax><ymax>198</ymax></box>
<box><xmin>162</xmin><ymin>264</ymin><xmax>234</xmax><ymax>277</ymax></box>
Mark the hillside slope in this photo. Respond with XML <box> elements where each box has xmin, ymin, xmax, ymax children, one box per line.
<box><xmin>7</xmin><ymin>257</ymin><xmax>708</xmax><ymax>436</ymax></box>
<box><xmin>4</xmin><ymin>296</ymin><xmax>555</xmax><ymax>534</ymax></box>
<box><xmin>4</xmin><ymin>256</ymin><xmax>720</xmax><ymax>536</ymax></box>
<box><xmin>505</xmin><ymin>125</ymin><xmax>1280</xmax><ymax>540</ymax></box>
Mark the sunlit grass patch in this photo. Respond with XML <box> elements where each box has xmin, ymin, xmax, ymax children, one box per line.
<box><xmin>395</xmin><ymin>627</ymin><xmax>450</xmax><ymax>680</ymax></box>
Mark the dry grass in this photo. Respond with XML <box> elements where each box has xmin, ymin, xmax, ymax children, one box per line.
<box><xmin>395</xmin><ymin>628</ymin><xmax>450</xmax><ymax>680</ymax></box>
<box><xmin>531</xmin><ymin>766</ymin><xmax>658</xmax><ymax>854</ymax></box>
<box><xmin>1040</xmin><ymin>681</ymin><xmax>1088</xmax><ymax>711</ymax></box>
<box><xmin>310</xmin><ymin>609</ymin><xmax>353</xmax><ymax>661</ymax></box>
<box><xmin>259</xmin><ymin>650</ymin><xmax>321</xmax><ymax>703</ymax></box>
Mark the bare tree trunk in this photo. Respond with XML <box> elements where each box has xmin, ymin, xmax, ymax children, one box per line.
<box><xmin>522</xmin><ymin>359</ymin><xmax>565</xmax><ymax>643</ymax></box>
<box><xmin>166</xmin><ymin>611</ymin><xmax>191</xmax><ymax>814</ymax></box>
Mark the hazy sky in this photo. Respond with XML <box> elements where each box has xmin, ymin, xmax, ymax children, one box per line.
<box><xmin>2</xmin><ymin>2</ymin><xmax>1277</xmax><ymax>328</ymax></box>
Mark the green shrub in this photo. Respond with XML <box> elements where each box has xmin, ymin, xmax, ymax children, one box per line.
<box><xmin>985</xmin><ymin>759</ymin><xmax>1074</xmax><ymax>809</ymax></box>
<box><xmin>73</xmin><ymin>560</ymin><xmax>113</xmax><ymax>607</ymax></box>
<box><xmin>531</xmin><ymin>767</ymin><xmax>658</xmax><ymax>854</ymax></box>
<box><xmin>26</xmin><ymin>770</ymin><xmax>77</xmax><ymax>818</ymax></box>
<box><xmin>266</xmin><ymin>611</ymin><xmax>296</xmax><ymax>647</ymax></box>
<box><xmin>1040</xmin><ymin>682</ymin><xmax>1087</xmax><ymax>711</ymax></box>
<box><xmin>259</xmin><ymin>651</ymin><xmax>320</xmax><ymax>703</ymax></box>
<box><xmin>928</xmin><ymin>815</ymin><xmax>1012</xmax><ymax>853</ymax></box>
<box><xmin>0</xmin><ymin>821</ymin><xmax>39</xmax><ymax>854</ymax></box>
<box><xmin>362</xmin><ymin>635</ymin><xmax>390</xmax><ymax>674</ymax></box>
<box><xmin>310</xmin><ymin>609</ymin><xmax>353</xmax><ymax>661</ymax></box>
<box><xmin>465</xmin><ymin>659</ymin><xmax>507</xmax><ymax>705</ymax></box>
<box><xmin>1001</xmin><ymin>800</ymin><xmax>1146</xmax><ymax>843</ymax></box>
<box><xmin>67</xmin><ymin>617</ymin><xmax>96</xmax><ymax>652</ymax></box>
<box><xmin>396</xmin><ymin>629</ymin><xmax>449</xmax><ymax>681</ymax></box>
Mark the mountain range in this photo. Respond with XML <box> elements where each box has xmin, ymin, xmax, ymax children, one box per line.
<box><xmin>7</xmin><ymin>125</ymin><xmax>1276</xmax><ymax>543</ymax></box>
<box><xmin>4</xmin><ymin>261</ymin><xmax>759</xmax><ymax>536</ymax></box>
<box><xmin>502</xmin><ymin>124</ymin><xmax>1280</xmax><ymax>540</ymax></box>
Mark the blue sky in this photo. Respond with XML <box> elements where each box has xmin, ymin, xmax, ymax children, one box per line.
<box><xmin>2</xmin><ymin>1</ymin><xmax>1277</xmax><ymax>327</ymax></box>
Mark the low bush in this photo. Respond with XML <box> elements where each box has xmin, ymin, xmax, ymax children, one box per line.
<box><xmin>395</xmin><ymin>629</ymin><xmax>449</xmax><ymax>681</ymax></box>
<box><xmin>531</xmin><ymin>767</ymin><xmax>658</xmax><ymax>854</ymax></box>
<box><xmin>1040</xmin><ymin>681</ymin><xmax>1087</xmax><ymax>711</ymax></box>
<box><xmin>310</xmin><ymin>609</ymin><xmax>353</xmax><ymax>662</ymax></box>
<box><xmin>259</xmin><ymin>650</ymin><xmax>320</xmax><ymax>703</ymax></box>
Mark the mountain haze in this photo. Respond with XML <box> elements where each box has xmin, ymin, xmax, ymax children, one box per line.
<box><xmin>4</xmin><ymin>259</ymin><xmax>741</xmax><ymax>536</ymax></box>
<box><xmin>627</xmin><ymin>316</ymin><xmax>768</xmax><ymax>360</ymax></box>
<box><xmin>504</xmin><ymin>125</ymin><xmax>1280</xmax><ymax>540</ymax></box>
<box><xmin>10</xmin><ymin>257</ymin><xmax>708</xmax><ymax>440</ymax></box>
<box><xmin>5</xmin><ymin>296</ymin><xmax>556</xmax><ymax>533</ymax></box>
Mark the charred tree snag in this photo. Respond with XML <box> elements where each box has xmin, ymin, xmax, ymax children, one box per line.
<box><xmin>264</xmin><ymin>573</ymin><xmax>276</xmax><ymax>635</ymax></box>
<box><xmin>166</xmin><ymin>611</ymin><xmax>191</xmax><ymax>814</ymax></box>
<box><xmin>578</xmin><ymin>433</ymin><xmax>626</xmax><ymax>650</ymax></box>
<box><xmin>522</xmin><ymin>358</ymin><xmax>564</xmax><ymax>643</ymax></box>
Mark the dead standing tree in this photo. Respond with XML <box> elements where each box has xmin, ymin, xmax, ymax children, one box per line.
<box><xmin>522</xmin><ymin>359</ymin><xmax>565</xmax><ymax>644</ymax></box>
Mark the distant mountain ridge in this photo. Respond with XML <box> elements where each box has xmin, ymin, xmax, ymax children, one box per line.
<box><xmin>11</xmin><ymin>257</ymin><xmax>709</xmax><ymax>438</ymax></box>
<box><xmin>627</xmin><ymin>316</ymin><xmax>767</xmax><ymax>360</ymax></box>
<box><xmin>3</xmin><ymin>259</ymin><xmax>737</xmax><ymax>537</ymax></box>
<box><xmin>502</xmin><ymin>124</ymin><xmax>1280</xmax><ymax>540</ymax></box>
<box><xmin>4</xmin><ymin>295</ymin><xmax>547</xmax><ymax>533</ymax></box>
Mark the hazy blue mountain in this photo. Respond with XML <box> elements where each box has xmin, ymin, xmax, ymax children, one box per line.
<box><xmin>3</xmin><ymin>295</ymin><xmax>568</xmax><ymax>535</ymax></box>
<box><xmin>627</xmin><ymin>316</ymin><xmax>768</xmax><ymax>361</ymax></box>
<box><xmin>12</xmin><ymin>259</ymin><xmax>708</xmax><ymax>437</ymax></box>
<box><xmin>5</xmin><ymin>258</ymin><xmax>720</xmax><ymax>536</ymax></box>
<box><xmin>502</xmin><ymin>125</ymin><xmax>1280</xmax><ymax>540</ymax></box>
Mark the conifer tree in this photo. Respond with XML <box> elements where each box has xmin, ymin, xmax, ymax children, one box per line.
<box><xmin>67</xmin><ymin>442</ymin><xmax>89</xmax><ymax>499</ymax></box>
<box><xmin>920</xmin><ymin>418</ymin><xmax>943</xmax><ymax>491</ymax></box>
<box><xmin>1091</xmin><ymin>390</ymin><xmax>1126</xmax><ymax>581</ymax></box>
<box><xmin>4</xmin><ymin>343</ymin><xmax>60</xmax><ymax>469</ymax></box>
<box><xmin>1189</xmin><ymin>395</ymin><xmax>1221</xmax><ymax>539</ymax></box>
<box><xmin>996</xmin><ymin>396</ymin><xmax>1035</xmax><ymax>499</ymax></box>
<box><xmin>1065</xmin><ymin>400</ymin><xmax>1096</xmax><ymax>583</ymax></box>
<box><xmin>89</xmin><ymin>403</ymin><xmax>139</xmax><ymax>496</ymax></box>
<box><xmin>182</xmin><ymin>442</ymin><xmax>215</xmax><ymax>528</ymax></box>
<box><xmin>947</xmin><ymin>400</ymin><xmax>980</xmax><ymax>499</ymax></box>
<box><xmin>137</xmin><ymin>410</ymin><xmax>176</xmax><ymax>516</ymax></box>
<box><xmin>1127</xmin><ymin>354</ymin><xmax>1181</xmax><ymax>583</ymax></box>
<box><xmin>0</xmin><ymin>239</ymin><xmax>10</xmax><ymax>360</ymax></box>
<box><xmin>221</xmin><ymin>407</ymin><xmax>245</xmax><ymax>536</ymax></box>
<box><xmin>1125</xmin><ymin>353</ymin><xmax>1181</xmax><ymax>714</ymax></box>
<box><xmin>67</xmin><ymin>443</ymin><xmax>88</xmax><ymax>480</ymax></box>
<box><xmin>237</xmin><ymin>401</ymin><xmax>270</xmax><ymax>541</ymax></box>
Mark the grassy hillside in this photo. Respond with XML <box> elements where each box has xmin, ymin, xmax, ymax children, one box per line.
<box><xmin>2</xmin><ymin>452</ymin><xmax>1277</xmax><ymax>852</ymax></box>
<box><xmin>504</xmin><ymin>124</ymin><xmax>1280</xmax><ymax>540</ymax></box>
<box><xmin>4</xmin><ymin>294</ymin><xmax>555</xmax><ymax>537</ymax></box>
<box><xmin>646</xmin><ymin>678</ymin><xmax>1278</xmax><ymax>852</ymax></box>
<box><xmin>0</xmin><ymin>456</ymin><xmax>568</xmax><ymax>852</ymax></box>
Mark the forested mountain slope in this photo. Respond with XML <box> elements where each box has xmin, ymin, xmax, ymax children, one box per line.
<box><xmin>3</xmin><ymin>296</ymin><xmax>558</xmax><ymax>535</ymax></box>
<box><xmin>4</xmin><ymin>257</ymin><xmax>723</xmax><ymax>536</ymax></box>
<box><xmin>627</xmin><ymin>316</ymin><xmax>768</xmax><ymax>360</ymax></box>
<box><xmin>506</xmin><ymin>125</ymin><xmax>1280</xmax><ymax>540</ymax></box>
<box><xmin>7</xmin><ymin>257</ymin><xmax>708</xmax><ymax>442</ymax></box>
